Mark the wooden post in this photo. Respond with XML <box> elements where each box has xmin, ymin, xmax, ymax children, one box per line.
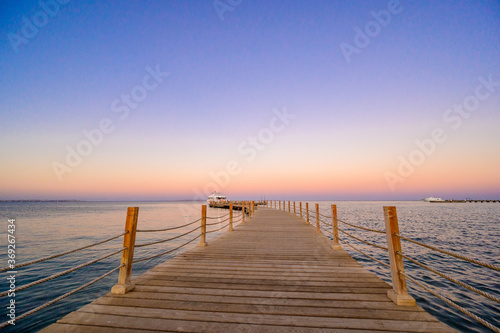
<box><xmin>111</xmin><ymin>207</ymin><xmax>139</xmax><ymax>294</ymax></box>
<box><xmin>316</xmin><ymin>203</ymin><xmax>320</xmax><ymax>233</ymax></box>
<box><xmin>198</xmin><ymin>205</ymin><xmax>207</xmax><ymax>247</ymax></box>
<box><xmin>293</xmin><ymin>201</ymin><xmax>296</xmax><ymax>215</ymax></box>
<box><xmin>306</xmin><ymin>203</ymin><xmax>309</xmax><ymax>224</ymax></box>
<box><xmin>288</xmin><ymin>201</ymin><xmax>290</xmax><ymax>213</ymax></box>
<box><xmin>384</xmin><ymin>206</ymin><xmax>415</xmax><ymax>306</ymax></box>
<box><xmin>229</xmin><ymin>203</ymin><xmax>234</xmax><ymax>231</ymax></box>
<box><xmin>331</xmin><ymin>205</ymin><xmax>341</xmax><ymax>249</ymax></box>
<box><xmin>300</xmin><ymin>202</ymin><xmax>303</xmax><ymax>219</ymax></box>
<box><xmin>242</xmin><ymin>202</ymin><xmax>246</xmax><ymax>223</ymax></box>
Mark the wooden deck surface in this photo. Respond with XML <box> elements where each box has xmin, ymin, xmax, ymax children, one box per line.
<box><xmin>42</xmin><ymin>207</ymin><xmax>455</xmax><ymax>332</ymax></box>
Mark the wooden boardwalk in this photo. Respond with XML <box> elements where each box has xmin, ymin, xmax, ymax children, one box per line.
<box><xmin>42</xmin><ymin>207</ymin><xmax>455</xmax><ymax>332</ymax></box>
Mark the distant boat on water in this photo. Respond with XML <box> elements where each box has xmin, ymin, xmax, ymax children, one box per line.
<box><xmin>207</xmin><ymin>192</ymin><xmax>228</xmax><ymax>204</ymax></box>
<box><xmin>423</xmin><ymin>197</ymin><xmax>445</xmax><ymax>202</ymax></box>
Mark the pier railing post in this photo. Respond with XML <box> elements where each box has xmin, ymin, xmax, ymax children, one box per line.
<box><xmin>198</xmin><ymin>205</ymin><xmax>207</xmax><ymax>247</ymax></box>
<box><xmin>293</xmin><ymin>201</ymin><xmax>296</xmax><ymax>215</ymax></box>
<box><xmin>331</xmin><ymin>204</ymin><xmax>341</xmax><ymax>249</ymax></box>
<box><xmin>229</xmin><ymin>203</ymin><xmax>234</xmax><ymax>231</ymax></box>
<box><xmin>315</xmin><ymin>203</ymin><xmax>320</xmax><ymax>233</ymax></box>
<box><xmin>111</xmin><ymin>207</ymin><xmax>139</xmax><ymax>295</ymax></box>
<box><xmin>242</xmin><ymin>202</ymin><xmax>246</xmax><ymax>223</ymax></box>
<box><xmin>288</xmin><ymin>201</ymin><xmax>290</xmax><ymax>213</ymax></box>
<box><xmin>306</xmin><ymin>203</ymin><xmax>309</xmax><ymax>224</ymax></box>
<box><xmin>300</xmin><ymin>202</ymin><xmax>302</xmax><ymax>219</ymax></box>
<box><xmin>384</xmin><ymin>206</ymin><xmax>415</xmax><ymax>306</ymax></box>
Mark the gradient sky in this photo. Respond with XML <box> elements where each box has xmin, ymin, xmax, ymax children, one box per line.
<box><xmin>1</xmin><ymin>0</ymin><xmax>499</xmax><ymax>201</ymax></box>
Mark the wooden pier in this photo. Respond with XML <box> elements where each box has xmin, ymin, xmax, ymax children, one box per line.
<box><xmin>42</xmin><ymin>207</ymin><xmax>454</xmax><ymax>332</ymax></box>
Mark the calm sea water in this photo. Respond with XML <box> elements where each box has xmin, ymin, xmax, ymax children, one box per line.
<box><xmin>0</xmin><ymin>201</ymin><xmax>498</xmax><ymax>332</ymax></box>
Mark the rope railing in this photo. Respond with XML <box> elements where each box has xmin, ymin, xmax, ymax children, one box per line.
<box><xmin>337</xmin><ymin>218</ymin><xmax>386</xmax><ymax>234</ymax></box>
<box><xmin>0</xmin><ymin>247</ymin><xmax>125</xmax><ymax>297</ymax></box>
<box><xmin>0</xmin><ymin>231</ymin><xmax>127</xmax><ymax>273</ymax></box>
<box><xmin>317</xmin><ymin>216</ymin><xmax>330</xmax><ymax>225</ymax></box>
<box><xmin>338</xmin><ymin>227</ymin><xmax>388</xmax><ymax>251</ymax></box>
<box><xmin>396</xmin><ymin>233</ymin><xmax>500</xmax><ymax>272</ymax></box>
<box><xmin>137</xmin><ymin>218</ymin><xmax>201</xmax><ymax>232</ymax></box>
<box><xmin>339</xmin><ymin>236</ymin><xmax>390</xmax><ymax>268</ymax></box>
<box><xmin>398</xmin><ymin>252</ymin><xmax>500</xmax><ymax>304</ymax></box>
<box><xmin>207</xmin><ymin>222</ymin><xmax>231</xmax><ymax>234</ymax></box>
<box><xmin>133</xmin><ymin>234</ymin><xmax>202</xmax><ymax>263</ymax></box>
<box><xmin>0</xmin><ymin>263</ymin><xmax>125</xmax><ymax>330</ymax></box>
<box><xmin>401</xmin><ymin>272</ymin><xmax>500</xmax><ymax>333</ymax></box>
<box><xmin>206</xmin><ymin>216</ymin><xmax>231</xmax><ymax>226</ymax></box>
<box><xmin>318</xmin><ymin>212</ymin><xmax>332</xmax><ymax>219</ymax></box>
<box><xmin>134</xmin><ymin>225</ymin><xmax>201</xmax><ymax>248</ymax></box>
<box><xmin>206</xmin><ymin>212</ymin><xmax>230</xmax><ymax>219</ymax></box>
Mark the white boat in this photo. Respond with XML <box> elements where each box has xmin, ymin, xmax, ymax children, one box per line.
<box><xmin>207</xmin><ymin>192</ymin><xmax>228</xmax><ymax>204</ymax></box>
<box><xmin>424</xmin><ymin>197</ymin><xmax>445</xmax><ymax>202</ymax></box>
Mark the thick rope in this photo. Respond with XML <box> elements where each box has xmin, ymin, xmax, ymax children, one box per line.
<box><xmin>135</xmin><ymin>225</ymin><xmax>201</xmax><ymax>248</ymax></box>
<box><xmin>206</xmin><ymin>222</ymin><xmax>230</xmax><ymax>234</ymax></box>
<box><xmin>206</xmin><ymin>212</ymin><xmax>230</xmax><ymax>219</ymax></box>
<box><xmin>339</xmin><ymin>236</ymin><xmax>390</xmax><ymax>268</ymax></box>
<box><xmin>398</xmin><ymin>252</ymin><xmax>500</xmax><ymax>303</ymax></box>
<box><xmin>318</xmin><ymin>218</ymin><xmax>331</xmax><ymax>226</ymax></box>
<box><xmin>0</xmin><ymin>264</ymin><xmax>124</xmax><ymax>330</ymax></box>
<box><xmin>0</xmin><ymin>232</ymin><xmax>127</xmax><ymax>273</ymax></box>
<box><xmin>396</xmin><ymin>234</ymin><xmax>500</xmax><ymax>271</ymax></box>
<box><xmin>133</xmin><ymin>234</ymin><xmax>201</xmax><ymax>263</ymax></box>
<box><xmin>318</xmin><ymin>212</ymin><xmax>332</xmax><ymax>219</ymax></box>
<box><xmin>206</xmin><ymin>216</ymin><xmax>230</xmax><ymax>226</ymax></box>
<box><xmin>337</xmin><ymin>218</ymin><xmax>386</xmax><ymax>234</ymax></box>
<box><xmin>137</xmin><ymin>218</ymin><xmax>201</xmax><ymax>232</ymax></box>
<box><xmin>338</xmin><ymin>228</ymin><xmax>388</xmax><ymax>251</ymax></box>
<box><xmin>401</xmin><ymin>272</ymin><xmax>500</xmax><ymax>333</ymax></box>
<box><xmin>0</xmin><ymin>247</ymin><xmax>125</xmax><ymax>297</ymax></box>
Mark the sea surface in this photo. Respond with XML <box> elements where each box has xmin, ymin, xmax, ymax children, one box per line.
<box><xmin>0</xmin><ymin>200</ymin><xmax>498</xmax><ymax>332</ymax></box>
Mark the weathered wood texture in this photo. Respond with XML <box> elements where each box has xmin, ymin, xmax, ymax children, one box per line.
<box><xmin>42</xmin><ymin>208</ymin><xmax>455</xmax><ymax>332</ymax></box>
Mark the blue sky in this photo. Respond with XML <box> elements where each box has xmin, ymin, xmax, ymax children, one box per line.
<box><xmin>1</xmin><ymin>1</ymin><xmax>499</xmax><ymax>200</ymax></box>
